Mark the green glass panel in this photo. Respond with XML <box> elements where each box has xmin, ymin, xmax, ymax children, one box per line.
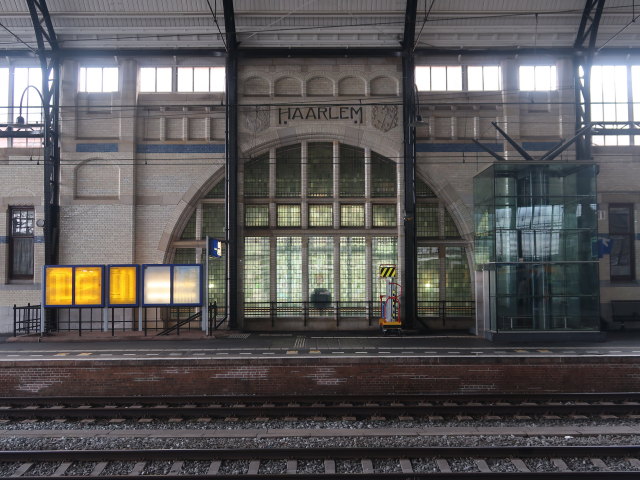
<box><xmin>373</xmin><ymin>204</ymin><xmax>396</xmax><ymax>227</ymax></box>
<box><xmin>244</xmin><ymin>154</ymin><xmax>269</xmax><ymax>197</ymax></box>
<box><xmin>416</xmin><ymin>204</ymin><xmax>438</xmax><ymax>237</ymax></box>
<box><xmin>277</xmin><ymin>204</ymin><xmax>301</xmax><ymax>227</ymax></box>
<box><xmin>276</xmin><ymin>144</ymin><xmax>301</xmax><ymax>197</ymax></box>
<box><xmin>307</xmin><ymin>142</ymin><xmax>333</xmax><ymax>197</ymax></box>
<box><xmin>204</xmin><ymin>180</ymin><xmax>225</xmax><ymax>198</ymax></box>
<box><xmin>245</xmin><ymin>205</ymin><xmax>269</xmax><ymax>227</ymax></box>
<box><xmin>202</xmin><ymin>204</ymin><xmax>225</xmax><ymax>238</ymax></box>
<box><xmin>340</xmin><ymin>204</ymin><xmax>364</xmax><ymax>227</ymax></box>
<box><xmin>180</xmin><ymin>212</ymin><xmax>196</xmax><ymax>240</ymax></box>
<box><xmin>339</xmin><ymin>144</ymin><xmax>364</xmax><ymax>196</ymax></box>
<box><xmin>445</xmin><ymin>247</ymin><xmax>471</xmax><ymax>302</ymax></box>
<box><xmin>371</xmin><ymin>152</ymin><xmax>396</xmax><ymax>197</ymax></box>
<box><xmin>417</xmin><ymin>246</ymin><xmax>440</xmax><ymax>303</ymax></box>
<box><xmin>309</xmin><ymin>204</ymin><xmax>333</xmax><ymax>227</ymax></box>
<box><xmin>416</xmin><ymin>178</ymin><xmax>436</xmax><ymax>198</ymax></box>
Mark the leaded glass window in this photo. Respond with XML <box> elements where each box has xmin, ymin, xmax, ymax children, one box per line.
<box><xmin>277</xmin><ymin>204</ymin><xmax>301</xmax><ymax>227</ymax></box>
<box><xmin>244</xmin><ymin>237</ymin><xmax>270</xmax><ymax>302</ymax></box>
<box><xmin>309</xmin><ymin>204</ymin><xmax>333</xmax><ymax>227</ymax></box>
<box><xmin>340</xmin><ymin>237</ymin><xmax>366</xmax><ymax>302</ymax></box>
<box><xmin>373</xmin><ymin>204</ymin><xmax>396</xmax><ymax>227</ymax></box>
<box><xmin>443</xmin><ymin>209</ymin><xmax>458</xmax><ymax>238</ymax></box>
<box><xmin>417</xmin><ymin>246</ymin><xmax>440</xmax><ymax>303</ymax></box>
<box><xmin>416</xmin><ymin>178</ymin><xmax>436</xmax><ymax>197</ymax></box>
<box><xmin>307</xmin><ymin>142</ymin><xmax>333</xmax><ymax>197</ymax></box>
<box><xmin>245</xmin><ymin>205</ymin><xmax>269</xmax><ymax>227</ymax></box>
<box><xmin>610</xmin><ymin>204</ymin><xmax>635</xmax><ymax>281</ymax></box>
<box><xmin>340</xmin><ymin>204</ymin><xmax>364</xmax><ymax>227</ymax></box>
<box><xmin>276</xmin><ymin>144</ymin><xmax>301</xmax><ymax>197</ymax></box>
<box><xmin>309</xmin><ymin>236</ymin><xmax>334</xmax><ymax>301</ymax></box>
<box><xmin>372</xmin><ymin>237</ymin><xmax>397</xmax><ymax>301</ymax></box>
<box><xmin>277</xmin><ymin>237</ymin><xmax>302</xmax><ymax>302</ymax></box>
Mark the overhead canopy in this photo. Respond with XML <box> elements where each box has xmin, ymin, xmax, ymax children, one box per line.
<box><xmin>0</xmin><ymin>0</ymin><xmax>639</xmax><ymax>53</ymax></box>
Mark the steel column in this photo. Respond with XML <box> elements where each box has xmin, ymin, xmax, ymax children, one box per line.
<box><xmin>223</xmin><ymin>0</ymin><xmax>239</xmax><ymax>329</ymax></box>
<box><xmin>402</xmin><ymin>0</ymin><xmax>418</xmax><ymax>329</ymax></box>
<box><xmin>573</xmin><ymin>0</ymin><xmax>605</xmax><ymax>160</ymax></box>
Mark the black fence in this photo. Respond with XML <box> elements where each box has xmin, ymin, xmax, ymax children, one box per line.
<box><xmin>13</xmin><ymin>304</ymin><xmax>41</xmax><ymax>336</ymax></box>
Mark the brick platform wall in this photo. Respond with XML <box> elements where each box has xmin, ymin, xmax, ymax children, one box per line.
<box><xmin>1</xmin><ymin>357</ymin><xmax>639</xmax><ymax>396</ymax></box>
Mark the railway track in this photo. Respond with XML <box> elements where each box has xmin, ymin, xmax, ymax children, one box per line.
<box><xmin>1</xmin><ymin>446</ymin><xmax>639</xmax><ymax>478</ymax></box>
<box><xmin>0</xmin><ymin>393</ymin><xmax>639</xmax><ymax>420</ymax></box>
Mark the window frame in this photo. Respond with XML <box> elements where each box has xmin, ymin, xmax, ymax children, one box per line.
<box><xmin>78</xmin><ymin>66</ymin><xmax>119</xmax><ymax>93</ymax></box>
<box><xmin>609</xmin><ymin>203</ymin><xmax>635</xmax><ymax>282</ymax></box>
<box><xmin>8</xmin><ymin>206</ymin><xmax>35</xmax><ymax>280</ymax></box>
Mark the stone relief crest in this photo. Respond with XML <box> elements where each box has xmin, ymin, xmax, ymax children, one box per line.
<box><xmin>244</xmin><ymin>106</ymin><xmax>270</xmax><ymax>133</ymax></box>
<box><xmin>372</xmin><ymin>104</ymin><xmax>398</xmax><ymax>132</ymax></box>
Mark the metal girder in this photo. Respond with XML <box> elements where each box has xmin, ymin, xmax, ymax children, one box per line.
<box><xmin>403</xmin><ymin>0</ymin><xmax>418</xmax><ymax>330</ymax></box>
<box><xmin>222</xmin><ymin>0</ymin><xmax>238</xmax><ymax>329</ymax></box>
<box><xmin>26</xmin><ymin>0</ymin><xmax>60</xmax><ymax>270</ymax></box>
<box><xmin>574</xmin><ymin>0</ymin><xmax>605</xmax><ymax>160</ymax></box>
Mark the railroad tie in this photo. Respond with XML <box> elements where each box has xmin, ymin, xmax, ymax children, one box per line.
<box><xmin>129</xmin><ymin>461</ymin><xmax>146</xmax><ymax>475</ymax></box>
<box><xmin>324</xmin><ymin>459</ymin><xmax>336</xmax><ymax>474</ymax></box>
<box><xmin>361</xmin><ymin>459</ymin><xmax>374</xmax><ymax>474</ymax></box>
<box><xmin>10</xmin><ymin>463</ymin><xmax>32</xmax><ymax>478</ymax></box>
<box><xmin>400</xmin><ymin>459</ymin><xmax>413</xmax><ymax>473</ymax></box>
<box><xmin>511</xmin><ymin>459</ymin><xmax>531</xmax><ymax>472</ymax></box>
<box><xmin>248</xmin><ymin>460</ymin><xmax>260</xmax><ymax>475</ymax></box>
<box><xmin>552</xmin><ymin>458</ymin><xmax>570</xmax><ymax>472</ymax></box>
<box><xmin>474</xmin><ymin>460</ymin><xmax>492</xmax><ymax>473</ymax></box>
<box><xmin>207</xmin><ymin>460</ymin><xmax>221</xmax><ymax>475</ymax></box>
<box><xmin>52</xmin><ymin>462</ymin><xmax>72</xmax><ymax>476</ymax></box>
<box><xmin>590</xmin><ymin>458</ymin><xmax>610</xmax><ymax>471</ymax></box>
<box><xmin>627</xmin><ymin>458</ymin><xmax>640</xmax><ymax>468</ymax></box>
<box><xmin>286</xmin><ymin>460</ymin><xmax>297</xmax><ymax>474</ymax></box>
<box><xmin>90</xmin><ymin>462</ymin><xmax>108</xmax><ymax>476</ymax></box>
<box><xmin>436</xmin><ymin>459</ymin><xmax>452</xmax><ymax>473</ymax></box>
<box><xmin>169</xmin><ymin>461</ymin><xmax>184</xmax><ymax>475</ymax></box>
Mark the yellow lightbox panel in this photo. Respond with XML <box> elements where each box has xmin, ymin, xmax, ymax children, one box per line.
<box><xmin>45</xmin><ymin>267</ymin><xmax>73</xmax><ymax>306</ymax></box>
<box><xmin>74</xmin><ymin>267</ymin><xmax>103</xmax><ymax>305</ymax></box>
<box><xmin>109</xmin><ymin>266</ymin><xmax>138</xmax><ymax>305</ymax></box>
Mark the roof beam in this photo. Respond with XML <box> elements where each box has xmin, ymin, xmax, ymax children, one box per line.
<box><xmin>574</xmin><ymin>0</ymin><xmax>606</xmax><ymax>49</ymax></box>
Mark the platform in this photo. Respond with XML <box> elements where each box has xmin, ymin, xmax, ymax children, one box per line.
<box><xmin>1</xmin><ymin>331</ymin><xmax>639</xmax><ymax>397</ymax></box>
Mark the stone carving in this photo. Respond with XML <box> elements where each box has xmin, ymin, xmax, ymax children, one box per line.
<box><xmin>372</xmin><ymin>104</ymin><xmax>398</xmax><ymax>132</ymax></box>
<box><xmin>244</xmin><ymin>106</ymin><xmax>270</xmax><ymax>133</ymax></box>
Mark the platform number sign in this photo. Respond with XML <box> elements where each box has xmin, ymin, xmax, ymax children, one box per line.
<box><xmin>209</xmin><ymin>238</ymin><xmax>222</xmax><ymax>258</ymax></box>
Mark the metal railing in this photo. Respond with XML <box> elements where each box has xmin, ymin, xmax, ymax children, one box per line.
<box><xmin>417</xmin><ymin>300</ymin><xmax>475</xmax><ymax>325</ymax></box>
<box><xmin>13</xmin><ymin>304</ymin><xmax>41</xmax><ymax>336</ymax></box>
<box><xmin>244</xmin><ymin>301</ymin><xmax>378</xmax><ymax>327</ymax></box>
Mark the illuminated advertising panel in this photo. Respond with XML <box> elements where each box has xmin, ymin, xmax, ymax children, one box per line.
<box><xmin>108</xmin><ymin>265</ymin><xmax>139</xmax><ymax>306</ymax></box>
<box><xmin>173</xmin><ymin>265</ymin><xmax>201</xmax><ymax>305</ymax></box>
<box><xmin>43</xmin><ymin>265</ymin><xmax>104</xmax><ymax>307</ymax></box>
<box><xmin>44</xmin><ymin>267</ymin><xmax>73</xmax><ymax>306</ymax></box>
<box><xmin>74</xmin><ymin>266</ymin><xmax>103</xmax><ymax>305</ymax></box>
<box><xmin>142</xmin><ymin>264</ymin><xmax>202</xmax><ymax>307</ymax></box>
<box><xmin>143</xmin><ymin>265</ymin><xmax>171</xmax><ymax>306</ymax></box>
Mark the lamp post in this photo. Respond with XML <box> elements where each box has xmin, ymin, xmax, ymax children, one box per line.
<box><xmin>15</xmin><ymin>85</ymin><xmax>45</xmax><ymax>128</ymax></box>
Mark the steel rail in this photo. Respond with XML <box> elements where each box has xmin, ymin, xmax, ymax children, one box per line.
<box><xmin>1</xmin><ymin>392</ymin><xmax>638</xmax><ymax>405</ymax></box>
<box><xmin>2</xmin><ymin>445</ymin><xmax>640</xmax><ymax>461</ymax></box>
<box><xmin>2</xmin><ymin>446</ymin><xmax>640</xmax><ymax>479</ymax></box>
<box><xmin>1</xmin><ymin>402</ymin><xmax>639</xmax><ymax>419</ymax></box>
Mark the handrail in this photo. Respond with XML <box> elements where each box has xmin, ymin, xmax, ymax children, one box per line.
<box><xmin>156</xmin><ymin>311</ymin><xmax>202</xmax><ymax>336</ymax></box>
